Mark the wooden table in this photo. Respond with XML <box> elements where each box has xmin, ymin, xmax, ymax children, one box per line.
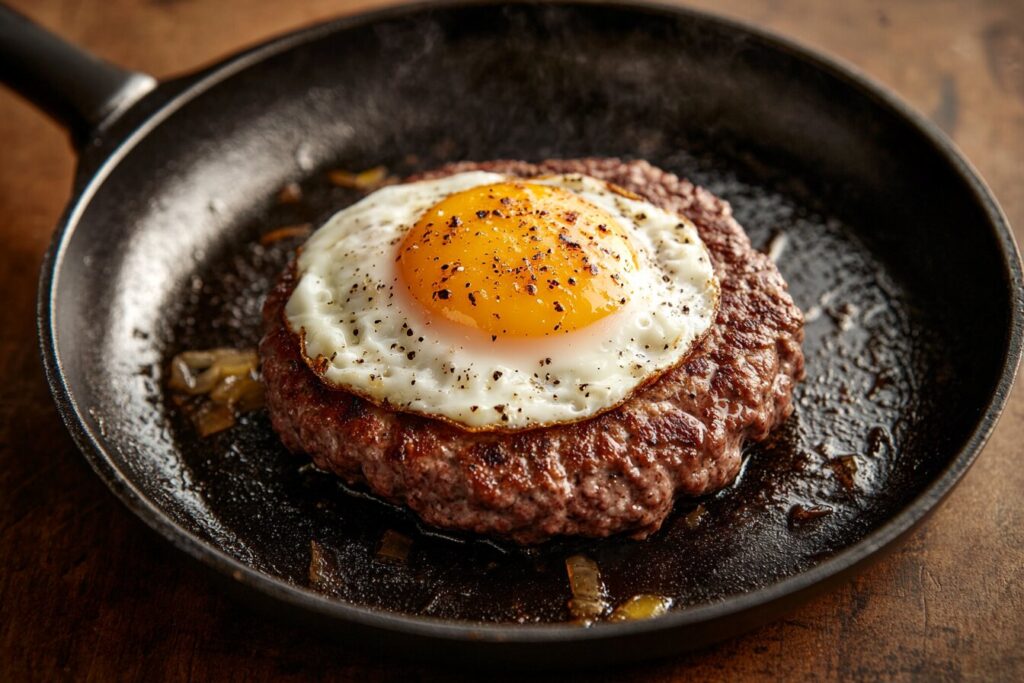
<box><xmin>2</xmin><ymin>1</ymin><xmax>1021</xmax><ymax>680</ymax></box>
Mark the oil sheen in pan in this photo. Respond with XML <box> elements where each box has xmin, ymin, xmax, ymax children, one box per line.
<box><xmin>160</xmin><ymin>140</ymin><xmax>954</xmax><ymax>624</ymax></box>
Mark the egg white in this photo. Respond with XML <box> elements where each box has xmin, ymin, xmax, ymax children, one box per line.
<box><xmin>285</xmin><ymin>172</ymin><xmax>719</xmax><ymax>430</ymax></box>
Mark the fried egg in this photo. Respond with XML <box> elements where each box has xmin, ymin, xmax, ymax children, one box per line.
<box><xmin>285</xmin><ymin>171</ymin><xmax>719</xmax><ymax>430</ymax></box>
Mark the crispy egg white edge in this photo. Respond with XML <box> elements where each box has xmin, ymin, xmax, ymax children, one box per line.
<box><xmin>284</xmin><ymin>172</ymin><xmax>720</xmax><ymax>430</ymax></box>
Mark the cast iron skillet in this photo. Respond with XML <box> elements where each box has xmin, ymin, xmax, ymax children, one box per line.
<box><xmin>2</xmin><ymin>0</ymin><xmax>1021</xmax><ymax>667</ymax></box>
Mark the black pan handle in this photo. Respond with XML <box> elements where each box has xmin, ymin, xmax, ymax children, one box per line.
<box><xmin>0</xmin><ymin>3</ymin><xmax>155</xmax><ymax>146</ymax></box>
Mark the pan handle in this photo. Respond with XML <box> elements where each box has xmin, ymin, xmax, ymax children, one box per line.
<box><xmin>0</xmin><ymin>3</ymin><xmax>156</xmax><ymax>146</ymax></box>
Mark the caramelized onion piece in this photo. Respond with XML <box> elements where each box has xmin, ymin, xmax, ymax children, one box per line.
<box><xmin>376</xmin><ymin>530</ymin><xmax>413</xmax><ymax>564</ymax></box>
<box><xmin>309</xmin><ymin>540</ymin><xmax>330</xmax><ymax>586</ymax></box>
<box><xmin>168</xmin><ymin>347</ymin><xmax>262</xmax><ymax>437</ymax></box>
<box><xmin>608</xmin><ymin>594</ymin><xmax>673</xmax><ymax>622</ymax></box>
<box><xmin>328</xmin><ymin>165</ymin><xmax>392</xmax><ymax>190</ymax></box>
<box><xmin>684</xmin><ymin>503</ymin><xmax>706</xmax><ymax>530</ymax></box>
<box><xmin>260</xmin><ymin>223</ymin><xmax>312</xmax><ymax>246</ymax></box>
<box><xmin>209</xmin><ymin>373</ymin><xmax>265</xmax><ymax>410</ymax></box>
<box><xmin>277</xmin><ymin>181</ymin><xmax>303</xmax><ymax>204</ymax></box>
<box><xmin>169</xmin><ymin>348</ymin><xmax>258</xmax><ymax>395</ymax></box>
<box><xmin>192</xmin><ymin>401</ymin><xmax>236</xmax><ymax>437</ymax></box>
<box><xmin>565</xmin><ymin>554</ymin><xmax>608</xmax><ymax>623</ymax></box>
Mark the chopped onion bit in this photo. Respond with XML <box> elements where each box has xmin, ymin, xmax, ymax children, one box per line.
<box><xmin>191</xmin><ymin>402</ymin><xmax>236</xmax><ymax>438</ymax></box>
<box><xmin>309</xmin><ymin>540</ymin><xmax>328</xmax><ymax>586</ymax></box>
<box><xmin>167</xmin><ymin>347</ymin><xmax>263</xmax><ymax>437</ymax></box>
<box><xmin>565</xmin><ymin>554</ymin><xmax>608</xmax><ymax>623</ymax></box>
<box><xmin>376</xmin><ymin>529</ymin><xmax>413</xmax><ymax>564</ymax></box>
<box><xmin>260</xmin><ymin>223</ymin><xmax>311</xmax><ymax>246</ymax></box>
<box><xmin>260</xmin><ymin>223</ymin><xmax>312</xmax><ymax>246</ymax></box>
<box><xmin>608</xmin><ymin>594</ymin><xmax>674</xmax><ymax>622</ymax></box>
<box><xmin>565</xmin><ymin>556</ymin><xmax>674</xmax><ymax>625</ymax></box>
<box><xmin>684</xmin><ymin>503</ymin><xmax>706</xmax><ymax>530</ymax></box>
<box><xmin>328</xmin><ymin>165</ymin><xmax>395</xmax><ymax>191</ymax></box>
<box><xmin>277</xmin><ymin>181</ymin><xmax>303</xmax><ymax>204</ymax></box>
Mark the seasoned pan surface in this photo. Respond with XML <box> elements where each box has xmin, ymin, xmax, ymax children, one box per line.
<box><xmin>39</xmin><ymin>0</ymin><xmax>1020</xmax><ymax>662</ymax></box>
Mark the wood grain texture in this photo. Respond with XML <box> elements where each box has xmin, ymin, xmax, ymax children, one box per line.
<box><xmin>1</xmin><ymin>1</ymin><xmax>1021</xmax><ymax>680</ymax></box>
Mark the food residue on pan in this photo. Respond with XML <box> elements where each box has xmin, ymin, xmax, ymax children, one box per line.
<box><xmin>565</xmin><ymin>554</ymin><xmax>673</xmax><ymax>625</ymax></box>
<box><xmin>684</xmin><ymin>503</ymin><xmax>706</xmax><ymax>530</ymax></box>
<box><xmin>167</xmin><ymin>348</ymin><xmax>264</xmax><ymax>436</ymax></box>
<box><xmin>566</xmin><ymin>554</ymin><xmax>608</xmax><ymax>623</ymax></box>
<box><xmin>788</xmin><ymin>504</ymin><xmax>833</xmax><ymax>528</ymax></box>
<box><xmin>327</xmin><ymin>165</ymin><xmax>397</xmax><ymax>191</ymax></box>
<box><xmin>277</xmin><ymin>181</ymin><xmax>303</xmax><ymax>205</ymax></box>
<box><xmin>260</xmin><ymin>223</ymin><xmax>312</xmax><ymax>246</ymax></box>
<box><xmin>376</xmin><ymin>529</ymin><xmax>413</xmax><ymax>564</ymax></box>
<box><xmin>608</xmin><ymin>594</ymin><xmax>674</xmax><ymax>622</ymax></box>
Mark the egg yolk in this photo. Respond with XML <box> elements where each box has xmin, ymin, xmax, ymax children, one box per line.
<box><xmin>397</xmin><ymin>182</ymin><xmax>638</xmax><ymax>338</ymax></box>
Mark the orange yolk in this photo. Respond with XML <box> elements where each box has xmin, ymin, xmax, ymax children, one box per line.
<box><xmin>397</xmin><ymin>182</ymin><xmax>638</xmax><ymax>338</ymax></box>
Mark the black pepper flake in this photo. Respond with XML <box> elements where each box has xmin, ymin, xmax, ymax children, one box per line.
<box><xmin>526</xmin><ymin>283</ymin><xmax>538</xmax><ymax>295</ymax></box>
<box><xmin>558</xmin><ymin>233</ymin><xmax>581</xmax><ymax>249</ymax></box>
<box><xmin>567</xmin><ymin>277</ymin><xmax>577</xmax><ymax>285</ymax></box>
<box><xmin>471</xmin><ymin>406</ymin><xmax>478</xmax><ymax>412</ymax></box>
<box><xmin>433</xmin><ymin>289</ymin><xmax>452</xmax><ymax>300</ymax></box>
<box><xmin>476</xmin><ymin>210</ymin><xmax>488</xmax><ymax>219</ymax></box>
<box><xmin>407</xmin><ymin>351</ymin><xmax>416</xmax><ymax>360</ymax></box>
<box><xmin>491</xmin><ymin>335</ymin><xmax>497</xmax><ymax>342</ymax></box>
<box><xmin>468</xmin><ymin>292</ymin><xmax>477</xmax><ymax>306</ymax></box>
<box><xmin>493</xmin><ymin>371</ymin><xmax>503</xmax><ymax>381</ymax></box>
<box><xmin>448</xmin><ymin>216</ymin><xmax>462</xmax><ymax>228</ymax></box>
<box><xmin>553</xmin><ymin>301</ymin><xmax>564</xmax><ymax>312</ymax></box>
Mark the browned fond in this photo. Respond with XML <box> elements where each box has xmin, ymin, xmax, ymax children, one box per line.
<box><xmin>259</xmin><ymin>158</ymin><xmax>805</xmax><ymax>543</ymax></box>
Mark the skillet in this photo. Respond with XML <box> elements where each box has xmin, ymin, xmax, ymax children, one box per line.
<box><xmin>2</xmin><ymin>0</ymin><xmax>1021</xmax><ymax>667</ymax></box>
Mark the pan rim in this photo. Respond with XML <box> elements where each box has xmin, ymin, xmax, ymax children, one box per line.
<box><xmin>36</xmin><ymin>0</ymin><xmax>1023</xmax><ymax>645</ymax></box>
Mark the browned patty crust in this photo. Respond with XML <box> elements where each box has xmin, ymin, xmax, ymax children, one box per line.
<box><xmin>260</xmin><ymin>159</ymin><xmax>805</xmax><ymax>544</ymax></box>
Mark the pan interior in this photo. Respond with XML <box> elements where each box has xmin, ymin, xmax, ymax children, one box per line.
<box><xmin>50</xmin><ymin>4</ymin><xmax>1010</xmax><ymax>625</ymax></box>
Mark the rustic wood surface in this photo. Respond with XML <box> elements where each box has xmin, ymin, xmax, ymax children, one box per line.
<box><xmin>1</xmin><ymin>1</ymin><xmax>1021</xmax><ymax>680</ymax></box>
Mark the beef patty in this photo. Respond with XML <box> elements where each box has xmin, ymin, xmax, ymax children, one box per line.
<box><xmin>259</xmin><ymin>158</ymin><xmax>805</xmax><ymax>544</ymax></box>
